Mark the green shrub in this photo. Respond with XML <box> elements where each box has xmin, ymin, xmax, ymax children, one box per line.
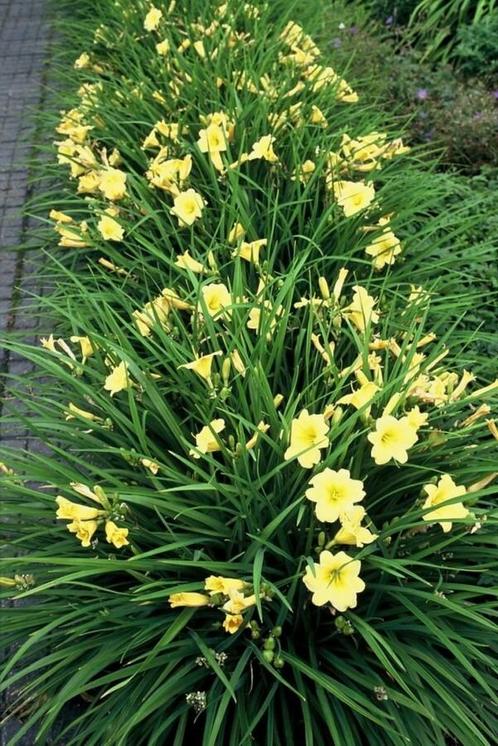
<box><xmin>407</xmin><ymin>0</ymin><xmax>498</xmax><ymax>62</ymax></box>
<box><xmin>364</xmin><ymin>0</ymin><xmax>498</xmax><ymax>66</ymax></box>
<box><xmin>453</xmin><ymin>11</ymin><xmax>498</xmax><ymax>78</ymax></box>
<box><xmin>321</xmin><ymin>6</ymin><xmax>498</xmax><ymax>173</ymax></box>
<box><xmin>1</xmin><ymin>1</ymin><xmax>498</xmax><ymax>745</ymax></box>
<box><xmin>363</xmin><ymin>0</ymin><xmax>419</xmax><ymax>25</ymax></box>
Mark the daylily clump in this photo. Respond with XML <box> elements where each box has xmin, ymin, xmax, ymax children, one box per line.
<box><xmin>3</xmin><ymin>1</ymin><xmax>497</xmax><ymax>743</ymax></box>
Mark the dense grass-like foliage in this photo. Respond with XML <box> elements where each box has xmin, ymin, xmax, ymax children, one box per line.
<box><xmin>407</xmin><ymin>0</ymin><xmax>498</xmax><ymax>62</ymax></box>
<box><xmin>364</xmin><ymin>0</ymin><xmax>498</xmax><ymax>68</ymax></box>
<box><xmin>1</xmin><ymin>1</ymin><xmax>498</xmax><ymax>744</ymax></box>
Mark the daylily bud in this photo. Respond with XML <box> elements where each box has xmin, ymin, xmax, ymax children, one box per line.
<box><xmin>318</xmin><ymin>276</ymin><xmax>330</xmax><ymax>300</ymax></box>
<box><xmin>222</xmin><ymin>357</ymin><xmax>231</xmax><ymax>385</ymax></box>
<box><xmin>273</xmin><ymin>394</ymin><xmax>284</xmax><ymax>409</ymax></box>
<box><xmin>332</xmin><ymin>406</ymin><xmax>344</xmax><ymax>425</ymax></box>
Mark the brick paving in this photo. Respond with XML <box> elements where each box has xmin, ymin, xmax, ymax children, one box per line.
<box><xmin>0</xmin><ymin>0</ymin><xmax>51</xmax><ymax>443</ymax></box>
<box><xmin>0</xmin><ymin>1</ymin><xmax>52</xmax><ymax>743</ymax></box>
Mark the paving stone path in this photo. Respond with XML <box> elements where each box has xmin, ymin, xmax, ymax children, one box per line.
<box><xmin>1</xmin><ymin>0</ymin><xmax>54</xmax><ymax>427</ymax></box>
<box><xmin>0</xmin><ymin>0</ymin><xmax>50</xmax><ymax>390</ymax></box>
<box><xmin>1</xmin><ymin>1</ymin><xmax>52</xmax><ymax>743</ymax></box>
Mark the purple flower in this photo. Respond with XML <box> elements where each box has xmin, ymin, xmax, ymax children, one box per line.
<box><xmin>492</xmin><ymin>89</ymin><xmax>498</xmax><ymax>100</ymax></box>
<box><xmin>416</xmin><ymin>88</ymin><xmax>429</xmax><ymax>101</ymax></box>
<box><xmin>386</xmin><ymin>15</ymin><xmax>394</xmax><ymax>26</ymax></box>
<box><xmin>331</xmin><ymin>37</ymin><xmax>342</xmax><ymax>48</ymax></box>
<box><xmin>349</xmin><ymin>25</ymin><xmax>358</xmax><ymax>35</ymax></box>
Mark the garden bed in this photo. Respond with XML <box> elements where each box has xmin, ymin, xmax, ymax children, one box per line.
<box><xmin>1</xmin><ymin>1</ymin><xmax>498</xmax><ymax>744</ymax></box>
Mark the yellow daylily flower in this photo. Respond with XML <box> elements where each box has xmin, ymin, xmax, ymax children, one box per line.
<box><xmin>332</xmin><ymin>180</ymin><xmax>375</xmax><ymax>217</ymax></box>
<box><xmin>246</xmin><ymin>421</ymin><xmax>270</xmax><ymax>450</ymax></box>
<box><xmin>310</xmin><ymin>105</ymin><xmax>327</xmax><ymax>126</ymax></box>
<box><xmin>148</xmin><ymin>155</ymin><xmax>192</xmax><ymax>194</ymax></box>
<box><xmin>74</xmin><ymin>52</ymin><xmax>90</xmax><ymax>69</ymax></box>
<box><xmin>343</xmin><ymin>285</ymin><xmax>379</xmax><ymax>332</ymax></box>
<box><xmin>70</xmin><ymin>335</ymin><xmax>94</xmax><ymax>359</ymax></box>
<box><xmin>132</xmin><ymin>296</ymin><xmax>170</xmax><ymax>337</ymax></box>
<box><xmin>367</xmin><ymin>415</ymin><xmax>418</xmax><ymax>465</ymax></box>
<box><xmin>70</xmin><ymin>483</ymin><xmax>105</xmax><ymax>503</ymax></box>
<box><xmin>335</xmin><ymin>78</ymin><xmax>359</xmax><ymax>103</ymax></box>
<box><xmin>292</xmin><ymin>160</ymin><xmax>316</xmax><ymax>184</ymax></box>
<box><xmin>248</xmin><ymin>135</ymin><xmax>279</xmax><ymax>163</ymax></box>
<box><xmin>168</xmin><ymin>592</ymin><xmax>210</xmax><ymax>608</ymax></box>
<box><xmin>38</xmin><ymin>332</ymin><xmax>55</xmax><ymax>353</ymax></box>
<box><xmin>156</xmin><ymin>39</ymin><xmax>170</xmax><ymax>55</ymax></box>
<box><xmin>155</xmin><ymin>121</ymin><xmax>181</xmax><ymax>141</ymax></box>
<box><xmin>228</xmin><ymin>222</ymin><xmax>246</xmax><ymax>244</ymax></box>
<box><xmin>247</xmin><ymin>301</ymin><xmax>284</xmax><ymax>339</ymax></box>
<box><xmin>234</xmin><ymin>238</ymin><xmax>267</xmax><ymax>263</ymax></box>
<box><xmin>77</xmin><ymin>171</ymin><xmax>101</xmax><ymax>194</ymax></box>
<box><xmin>303</xmin><ymin>550</ymin><xmax>365</xmax><ymax>610</ymax></box>
<box><xmin>469</xmin><ymin>378</ymin><xmax>498</xmax><ymax>399</ymax></box>
<box><xmin>97</xmin><ymin>213</ymin><xmax>124</xmax><ymax>242</ymax></box>
<box><xmin>284</xmin><ymin>409</ymin><xmax>329</xmax><ymax>469</ymax></box>
<box><xmin>65</xmin><ymin>402</ymin><xmax>100</xmax><ymax>422</ymax></box>
<box><xmin>67</xmin><ymin>519</ymin><xmax>99</xmax><ymax>547</ymax></box>
<box><xmin>230</xmin><ymin>350</ymin><xmax>246</xmax><ymax>377</ymax></box>
<box><xmin>197</xmin><ymin>122</ymin><xmax>227</xmax><ymax>171</ymax></box>
<box><xmin>406</xmin><ymin>406</ymin><xmax>428</xmax><ymax>430</ymax></box>
<box><xmin>204</xmin><ymin>576</ymin><xmax>246</xmax><ymax>596</ymax></box>
<box><xmin>104</xmin><ymin>361</ymin><xmax>131</xmax><ymax>396</ymax></box>
<box><xmin>200</xmin><ymin>283</ymin><xmax>232</xmax><ymax>318</ymax></box>
<box><xmin>305</xmin><ymin>468</ymin><xmax>365</xmax><ymax>522</ymax></box>
<box><xmin>365</xmin><ymin>228</ymin><xmax>402</xmax><ymax>270</ymax></box>
<box><xmin>222</xmin><ymin>613</ymin><xmax>245</xmax><ymax>634</ymax></box>
<box><xmin>49</xmin><ymin>209</ymin><xmax>72</xmax><ymax>224</ymax></box>
<box><xmin>179</xmin><ymin>351</ymin><xmax>221</xmax><ymax>381</ymax></box>
<box><xmin>99</xmin><ymin>168</ymin><xmax>127</xmax><ymax>201</ymax></box>
<box><xmin>193</xmin><ymin>40</ymin><xmax>206</xmax><ymax>58</ymax></box>
<box><xmin>190</xmin><ymin>419</ymin><xmax>226</xmax><ymax>458</ymax></box>
<box><xmin>422</xmin><ymin>475</ymin><xmax>468</xmax><ymax>533</ymax></box>
<box><xmin>141</xmin><ymin>458</ymin><xmax>160</xmax><ymax>475</ymax></box>
<box><xmin>55</xmin><ymin>496</ymin><xmax>104</xmax><ymax>521</ymax></box>
<box><xmin>105</xmin><ymin>520</ymin><xmax>129</xmax><ymax>548</ymax></box>
<box><xmin>132</xmin><ymin>289</ymin><xmax>190</xmax><ymax>337</ymax></box>
<box><xmin>170</xmin><ymin>189</ymin><xmax>205</xmax><ymax>227</ymax></box>
<box><xmin>333</xmin><ymin>506</ymin><xmax>378</xmax><ymax>547</ymax></box>
<box><xmin>340</xmin><ymin>132</ymin><xmax>386</xmax><ymax>171</ymax></box>
<box><xmin>144</xmin><ymin>6</ymin><xmax>162</xmax><ymax>31</ymax></box>
<box><xmin>175</xmin><ymin>251</ymin><xmax>205</xmax><ymax>273</ymax></box>
<box><xmin>337</xmin><ymin>378</ymin><xmax>379</xmax><ymax>410</ymax></box>
<box><xmin>222</xmin><ymin>589</ymin><xmax>256</xmax><ymax>614</ymax></box>
<box><xmin>332</xmin><ymin>267</ymin><xmax>349</xmax><ymax>303</ymax></box>
<box><xmin>56</xmin><ymin>222</ymin><xmax>89</xmax><ymax>248</ymax></box>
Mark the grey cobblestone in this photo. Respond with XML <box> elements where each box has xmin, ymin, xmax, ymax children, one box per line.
<box><xmin>1</xmin><ymin>0</ymin><xmax>53</xmax><ymax>743</ymax></box>
<box><xmin>0</xmin><ymin>0</ymin><xmax>49</xmax><ymax>354</ymax></box>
